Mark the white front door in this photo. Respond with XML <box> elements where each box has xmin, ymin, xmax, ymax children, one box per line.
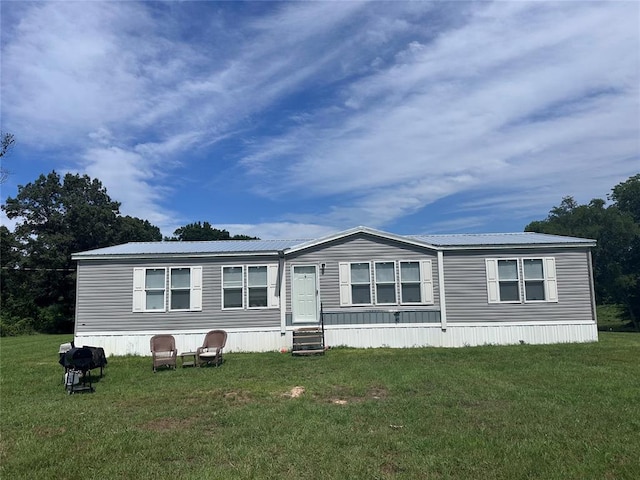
<box><xmin>292</xmin><ymin>265</ymin><xmax>318</xmax><ymax>323</ymax></box>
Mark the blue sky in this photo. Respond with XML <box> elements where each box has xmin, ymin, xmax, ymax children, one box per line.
<box><xmin>1</xmin><ymin>1</ymin><xmax>638</xmax><ymax>240</ymax></box>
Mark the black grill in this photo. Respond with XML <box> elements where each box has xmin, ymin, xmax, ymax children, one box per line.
<box><xmin>59</xmin><ymin>346</ymin><xmax>106</xmax><ymax>394</ymax></box>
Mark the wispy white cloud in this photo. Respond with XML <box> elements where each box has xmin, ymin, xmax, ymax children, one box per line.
<box><xmin>1</xmin><ymin>1</ymin><xmax>638</xmax><ymax>237</ymax></box>
<box><xmin>239</xmin><ymin>1</ymin><xmax>639</xmax><ymax>230</ymax></box>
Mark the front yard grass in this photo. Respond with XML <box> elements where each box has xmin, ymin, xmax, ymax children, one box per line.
<box><xmin>1</xmin><ymin>333</ymin><xmax>639</xmax><ymax>479</ymax></box>
<box><xmin>597</xmin><ymin>304</ymin><xmax>638</xmax><ymax>332</ymax></box>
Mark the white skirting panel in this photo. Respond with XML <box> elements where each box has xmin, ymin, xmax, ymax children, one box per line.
<box><xmin>324</xmin><ymin>322</ymin><xmax>598</xmax><ymax>349</ymax></box>
<box><xmin>76</xmin><ymin>328</ymin><xmax>291</xmax><ymax>357</ymax></box>
<box><xmin>77</xmin><ymin>322</ymin><xmax>597</xmax><ymax>356</ymax></box>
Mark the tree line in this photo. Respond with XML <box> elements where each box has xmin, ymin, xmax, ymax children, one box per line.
<box><xmin>1</xmin><ymin>171</ymin><xmax>256</xmax><ymax>335</ymax></box>
<box><xmin>525</xmin><ymin>174</ymin><xmax>639</xmax><ymax>331</ymax></box>
<box><xmin>1</xmin><ymin>168</ymin><xmax>638</xmax><ymax>335</ymax></box>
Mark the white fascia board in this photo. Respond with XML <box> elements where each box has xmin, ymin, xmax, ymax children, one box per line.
<box><xmin>439</xmin><ymin>242</ymin><xmax>596</xmax><ymax>251</ymax></box>
<box><xmin>71</xmin><ymin>251</ymin><xmax>283</xmax><ymax>261</ymax></box>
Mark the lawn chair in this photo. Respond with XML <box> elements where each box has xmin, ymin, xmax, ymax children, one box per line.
<box><xmin>150</xmin><ymin>334</ymin><xmax>177</xmax><ymax>372</ymax></box>
<box><xmin>196</xmin><ymin>330</ymin><xmax>227</xmax><ymax>367</ymax></box>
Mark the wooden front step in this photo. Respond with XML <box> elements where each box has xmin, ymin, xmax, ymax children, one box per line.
<box><xmin>292</xmin><ymin>328</ymin><xmax>324</xmax><ymax>356</ymax></box>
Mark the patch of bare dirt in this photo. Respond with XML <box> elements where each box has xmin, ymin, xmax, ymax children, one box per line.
<box><xmin>367</xmin><ymin>386</ymin><xmax>389</xmax><ymax>400</ymax></box>
<box><xmin>223</xmin><ymin>390</ymin><xmax>252</xmax><ymax>404</ymax></box>
<box><xmin>283</xmin><ymin>386</ymin><xmax>305</xmax><ymax>398</ymax></box>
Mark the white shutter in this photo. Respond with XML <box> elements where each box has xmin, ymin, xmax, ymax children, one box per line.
<box><xmin>190</xmin><ymin>266</ymin><xmax>203</xmax><ymax>311</ymax></box>
<box><xmin>339</xmin><ymin>262</ymin><xmax>351</xmax><ymax>306</ymax></box>
<box><xmin>544</xmin><ymin>257</ymin><xmax>558</xmax><ymax>302</ymax></box>
<box><xmin>485</xmin><ymin>259</ymin><xmax>500</xmax><ymax>303</ymax></box>
<box><xmin>420</xmin><ymin>260</ymin><xmax>434</xmax><ymax>304</ymax></box>
<box><xmin>267</xmin><ymin>264</ymin><xmax>279</xmax><ymax>308</ymax></box>
<box><xmin>133</xmin><ymin>268</ymin><xmax>145</xmax><ymax>312</ymax></box>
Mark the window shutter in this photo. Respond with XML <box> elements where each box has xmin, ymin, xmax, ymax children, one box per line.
<box><xmin>267</xmin><ymin>264</ymin><xmax>279</xmax><ymax>308</ymax></box>
<box><xmin>485</xmin><ymin>259</ymin><xmax>500</xmax><ymax>303</ymax></box>
<box><xmin>339</xmin><ymin>262</ymin><xmax>351</xmax><ymax>306</ymax></box>
<box><xmin>190</xmin><ymin>266</ymin><xmax>203</xmax><ymax>311</ymax></box>
<box><xmin>420</xmin><ymin>260</ymin><xmax>434</xmax><ymax>304</ymax></box>
<box><xmin>544</xmin><ymin>257</ymin><xmax>558</xmax><ymax>302</ymax></box>
<box><xmin>133</xmin><ymin>268</ymin><xmax>145</xmax><ymax>312</ymax></box>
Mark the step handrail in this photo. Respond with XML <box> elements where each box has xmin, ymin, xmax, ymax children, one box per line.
<box><xmin>320</xmin><ymin>302</ymin><xmax>325</xmax><ymax>350</ymax></box>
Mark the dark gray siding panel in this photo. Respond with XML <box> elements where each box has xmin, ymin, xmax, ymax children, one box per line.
<box><xmin>75</xmin><ymin>255</ymin><xmax>280</xmax><ymax>333</ymax></box>
<box><xmin>286</xmin><ymin>309</ymin><xmax>440</xmax><ymax>326</ymax></box>
<box><xmin>287</xmin><ymin>233</ymin><xmax>439</xmax><ymax>312</ymax></box>
<box><xmin>444</xmin><ymin>248</ymin><xmax>594</xmax><ymax>323</ymax></box>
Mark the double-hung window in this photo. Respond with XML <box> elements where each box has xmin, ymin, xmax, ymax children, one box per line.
<box><xmin>339</xmin><ymin>262</ymin><xmax>372</xmax><ymax>305</ymax></box>
<box><xmin>523</xmin><ymin>258</ymin><xmax>558</xmax><ymax>302</ymax></box>
<box><xmin>374</xmin><ymin>262</ymin><xmax>396</xmax><ymax>304</ymax></box>
<box><xmin>248</xmin><ymin>266</ymin><xmax>268</xmax><ymax>308</ymax></box>
<box><xmin>222</xmin><ymin>265</ymin><xmax>279</xmax><ymax>309</ymax></box>
<box><xmin>350</xmin><ymin>263</ymin><xmax>371</xmax><ymax>304</ymax></box>
<box><xmin>498</xmin><ymin>259</ymin><xmax>520</xmax><ymax>302</ymax></box>
<box><xmin>523</xmin><ymin>259</ymin><xmax>545</xmax><ymax>301</ymax></box>
<box><xmin>222</xmin><ymin>266</ymin><xmax>244</xmax><ymax>309</ymax></box>
<box><xmin>170</xmin><ymin>268</ymin><xmax>191</xmax><ymax>310</ymax></box>
<box><xmin>340</xmin><ymin>259</ymin><xmax>434</xmax><ymax>306</ymax></box>
<box><xmin>133</xmin><ymin>266</ymin><xmax>202</xmax><ymax>312</ymax></box>
<box><xmin>144</xmin><ymin>268</ymin><xmax>166</xmax><ymax>311</ymax></box>
<box><xmin>486</xmin><ymin>258</ymin><xmax>557</xmax><ymax>304</ymax></box>
<box><xmin>399</xmin><ymin>260</ymin><xmax>434</xmax><ymax>304</ymax></box>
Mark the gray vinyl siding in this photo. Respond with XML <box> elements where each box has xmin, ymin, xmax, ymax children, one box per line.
<box><xmin>286</xmin><ymin>233</ymin><xmax>439</xmax><ymax>313</ymax></box>
<box><xmin>286</xmin><ymin>310</ymin><xmax>440</xmax><ymax>326</ymax></box>
<box><xmin>75</xmin><ymin>255</ymin><xmax>281</xmax><ymax>333</ymax></box>
<box><xmin>443</xmin><ymin>248</ymin><xmax>594</xmax><ymax>323</ymax></box>
<box><xmin>75</xmin><ymin>234</ymin><xmax>595</xmax><ymax>335</ymax></box>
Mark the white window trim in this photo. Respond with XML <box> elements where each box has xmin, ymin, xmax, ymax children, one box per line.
<box><xmin>486</xmin><ymin>258</ymin><xmax>521</xmax><ymax>304</ymax></box>
<box><xmin>168</xmin><ymin>266</ymin><xmax>203</xmax><ymax>312</ymax></box>
<box><xmin>247</xmin><ymin>265</ymin><xmax>268</xmax><ymax>310</ymax></box>
<box><xmin>339</xmin><ymin>259</ymin><xmax>435</xmax><ymax>307</ymax></box>
<box><xmin>486</xmin><ymin>257</ymin><xmax>558</xmax><ymax>304</ymax></box>
<box><xmin>222</xmin><ymin>265</ymin><xmax>245</xmax><ymax>310</ymax></box>
<box><xmin>222</xmin><ymin>264</ymin><xmax>280</xmax><ymax>311</ymax></box>
<box><xmin>399</xmin><ymin>260</ymin><xmax>434</xmax><ymax>305</ymax></box>
<box><xmin>134</xmin><ymin>266</ymin><xmax>203</xmax><ymax>313</ymax></box>
<box><xmin>522</xmin><ymin>257</ymin><xmax>558</xmax><ymax>303</ymax></box>
<box><xmin>133</xmin><ymin>267</ymin><xmax>167</xmax><ymax>313</ymax></box>
<box><xmin>339</xmin><ymin>261</ymin><xmax>373</xmax><ymax>306</ymax></box>
<box><xmin>374</xmin><ymin>261</ymin><xmax>397</xmax><ymax>305</ymax></box>
<box><xmin>247</xmin><ymin>265</ymin><xmax>279</xmax><ymax>310</ymax></box>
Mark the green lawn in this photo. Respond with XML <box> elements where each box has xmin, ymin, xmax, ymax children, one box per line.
<box><xmin>1</xmin><ymin>334</ymin><xmax>639</xmax><ymax>479</ymax></box>
<box><xmin>597</xmin><ymin>304</ymin><xmax>638</xmax><ymax>332</ymax></box>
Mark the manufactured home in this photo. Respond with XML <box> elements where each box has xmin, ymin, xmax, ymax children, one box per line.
<box><xmin>71</xmin><ymin>226</ymin><xmax>598</xmax><ymax>356</ymax></box>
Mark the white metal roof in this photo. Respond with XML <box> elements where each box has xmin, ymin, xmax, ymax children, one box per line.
<box><xmin>72</xmin><ymin>226</ymin><xmax>595</xmax><ymax>259</ymax></box>
<box><xmin>407</xmin><ymin>232</ymin><xmax>596</xmax><ymax>247</ymax></box>
<box><xmin>73</xmin><ymin>239</ymin><xmax>307</xmax><ymax>257</ymax></box>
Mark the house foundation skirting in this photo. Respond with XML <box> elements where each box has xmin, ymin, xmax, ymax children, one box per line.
<box><xmin>323</xmin><ymin>321</ymin><xmax>597</xmax><ymax>349</ymax></box>
<box><xmin>76</xmin><ymin>321</ymin><xmax>597</xmax><ymax>356</ymax></box>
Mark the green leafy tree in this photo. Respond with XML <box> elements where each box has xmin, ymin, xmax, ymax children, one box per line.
<box><xmin>0</xmin><ymin>226</ymin><xmax>38</xmax><ymax>335</ymax></box>
<box><xmin>115</xmin><ymin>216</ymin><xmax>162</xmax><ymax>243</ymax></box>
<box><xmin>525</xmin><ymin>174</ymin><xmax>640</xmax><ymax>330</ymax></box>
<box><xmin>1</xmin><ymin>171</ymin><xmax>161</xmax><ymax>334</ymax></box>
<box><xmin>167</xmin><ymin>221</ymin><xmax>257</xmax><ymax>241</ymax></box>
<box><xmin>608</xmin><ymin>174</ymin><xmax>640</xmax><ymax>326</ymax></box>
<box><xmin>0</xmin><ymin>132</ymin><xmax>16</xmax><ymax>184</ymax></box>
<box><xmin>610</xmin><ymin>173</ymin><xmax>640</xmax><ymax>222</ymax></box>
